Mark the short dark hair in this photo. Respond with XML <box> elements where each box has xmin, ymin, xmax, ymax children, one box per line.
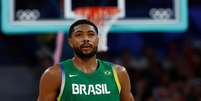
<box><xmin>68</xmin><ymin>19</ymin><xmax>98</xmax><ymax>38</ymax></box>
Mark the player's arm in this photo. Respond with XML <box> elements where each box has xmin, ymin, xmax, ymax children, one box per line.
<box><xmin>37</xmin><ymin>65</ymin><xmax>61</xmax><ymax>101</ymax></box>
<box><xmin>116</xmin><ymin>66</ymin><xmax>135</xmax><ymax>101</ymax></box>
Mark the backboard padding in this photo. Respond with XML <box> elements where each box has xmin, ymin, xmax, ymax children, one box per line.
<box><xmin>1</xmin><ymin>0</ymin><xmax>188</xmax><ymax>34</ymax></box>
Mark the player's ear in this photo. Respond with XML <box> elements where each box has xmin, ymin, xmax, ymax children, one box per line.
<box><xmin>97</xmin><ymin>35</ymin><xmax>99</xmax><ymax>43</ymax></box>
<box><xmin>68</xmin><ymin>38</ymin><xmax>73</xmax><ymax>48</ymax></box>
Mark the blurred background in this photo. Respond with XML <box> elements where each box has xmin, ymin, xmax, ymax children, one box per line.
<box><xmin>0</xmin><ymin>0</ymin><xmax>201</xmax><ymax>101</ymax></box>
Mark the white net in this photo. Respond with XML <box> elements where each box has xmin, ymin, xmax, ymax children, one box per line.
<box><xmin>97</xmin><ymin>14</ymin><xmax>120</xmax><ymax>52</ymax></box>
<box><xmin>74</xmin><ymin>7</ymin><xmax>120</xmax><ymax>52</ymax></box>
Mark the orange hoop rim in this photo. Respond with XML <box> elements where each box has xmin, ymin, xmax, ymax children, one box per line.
<box><xmin>74</xmin><ymin>6</ymin><xmax>120</xmax><ymax>15</ymax></box>
<box><xmin>73</xmin><ymin>6</ymin><xmax>120</xmax><ymax>25</ymax></box>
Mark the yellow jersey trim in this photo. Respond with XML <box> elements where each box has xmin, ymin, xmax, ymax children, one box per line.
<box><xmin>112</xmin><ymin>65</ymin><xmax>121</xmax><ymax>93</ymax></box>
<box><xmin>57</xmin><ymin>65</ymin><xmax>65</xmax><ymax>101</ymax></box>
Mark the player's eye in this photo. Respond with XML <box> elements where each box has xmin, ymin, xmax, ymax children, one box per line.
<box><xmin>74</xmin><ymin>31</ymin><xmax>83</xmax><ymax>37</ymax></box>
<box><xmin>88</xmin><ymin>33</ymin><xmax>95</xmax><ymax>36</ymax></box>
<box><xmin>88</xmin><ymin>31</ymin><xmax>96</xmax><ymax>36</ymax></box>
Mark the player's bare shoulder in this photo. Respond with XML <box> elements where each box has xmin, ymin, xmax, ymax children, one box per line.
<box><xmin>113</xmin><ymin>64</ymin><xmax>135</xmax><ymax>101</ymax></box>
<box><xmin>39</xmin><ymin>64</ymin><xmax>62</xmax><ymax>92</ymax></box>
<box><xmin>38</xmin><ymin>64</ymin><xmax>62</xmax><ymax>101</ymax></box>
<box><xmin>41</xmin><ymin>64</ymin><xmax>61</xmax><ymax>82</ymax></box>
<box><xmin>113</xmin><ymin>64</ymin><xmax>127</xmax><ymax>76</ymax></box>
<box><xmin>113</xmin><ymin>64</ymin><xmax>130</xmax><ymax>86</ymax></box>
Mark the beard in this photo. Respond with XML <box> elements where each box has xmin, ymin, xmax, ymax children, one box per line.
<box><xmin>73</xmin><ymin>45</ymin><xmax>97</xmax><ymax>59</ymax></box>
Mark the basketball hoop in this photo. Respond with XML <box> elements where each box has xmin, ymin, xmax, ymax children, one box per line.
<box><xmin>74</xmin><ymin>6</ymin><xmax>120</xmax><ymax>52</ymax></box>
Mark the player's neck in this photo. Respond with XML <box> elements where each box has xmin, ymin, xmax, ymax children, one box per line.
<box><xmin>72</xmin><ymin>56</ymin><xmax>98</xmax><ymax>73</ymax></box>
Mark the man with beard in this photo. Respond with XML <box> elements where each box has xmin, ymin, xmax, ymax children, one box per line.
<box><xmin>37</xmin><ymin>19</ymin><xmax>135</xmax><ymax>101</ymax></box>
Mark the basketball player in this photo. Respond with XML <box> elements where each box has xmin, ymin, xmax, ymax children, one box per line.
<box><xmin>37</xmin><ymin>19</ymin><xmax>135</xmax><ymax>101</ymax></box>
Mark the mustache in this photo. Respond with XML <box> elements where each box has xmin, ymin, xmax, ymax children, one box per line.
<box><xmin>80</xmin><ymin>43</ymin><xmax>93</xmax><ymax>48</ymax></box>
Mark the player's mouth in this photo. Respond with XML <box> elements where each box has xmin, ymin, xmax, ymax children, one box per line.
<box><xmin>80</xmin><ymin>44</ymin><xmax>93</xmax><ymax>50</ymax></box>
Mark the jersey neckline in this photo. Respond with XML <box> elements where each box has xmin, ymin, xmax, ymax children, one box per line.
<box><xmin>69</xmin><ymin>59</ymin><xmax>103</xmax><ymax>77</ymax></box>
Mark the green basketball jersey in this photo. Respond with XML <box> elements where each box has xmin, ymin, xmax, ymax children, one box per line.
<box><xmin>57</xmin><ymin>59</ymin><xmax>121</xmax><ymax>101</ymax></box>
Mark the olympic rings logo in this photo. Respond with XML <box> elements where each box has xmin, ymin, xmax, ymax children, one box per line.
<box><xmin>149</xmin><ymin>8</ymin><xmax>173</xmax><ymax>20</ymax></box>
<box><xmin>16</xmin><ymin>9</ymin><xmax>40</xmax><ymax>21</ymax></box>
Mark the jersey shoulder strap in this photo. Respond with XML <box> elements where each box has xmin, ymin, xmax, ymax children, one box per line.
<box><xmin>99</xmin><ymin>60</ymin><xmax>122</xmax><ymax>93</ymax></box>
<box><xmin>57</xmin><ymin>59</ymin><xmax>72</xmax><ymax>101</ymax></box>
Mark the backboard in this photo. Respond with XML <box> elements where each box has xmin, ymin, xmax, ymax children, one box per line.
<box><xmin>1</xmin><ymin>0</ymin><xmax>188</xmax><ymax>34</ymax></box>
